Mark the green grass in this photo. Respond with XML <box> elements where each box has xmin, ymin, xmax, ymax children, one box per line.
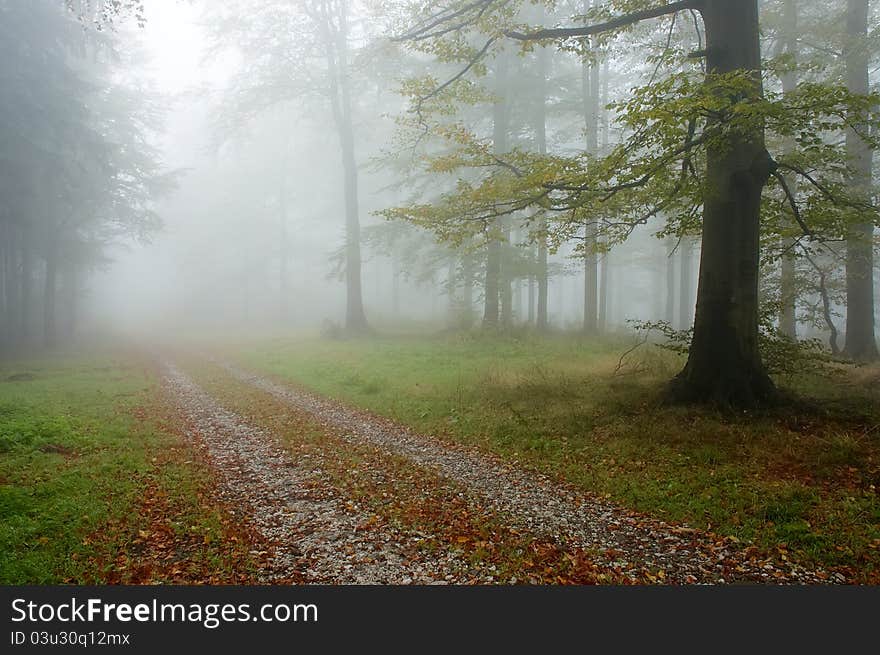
<box><xmin>227</xmin><ymin>331</ymin><xmax>880</xmax><ymax>580</ymax></box>
<box><xmin>0</xmin><ymin>350</ymin><xmax>258</xmax><ymax>584</ymax></box>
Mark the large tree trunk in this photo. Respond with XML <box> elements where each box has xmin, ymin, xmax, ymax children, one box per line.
<box><xmin>671</xmin><ymin>0</ymin><xmax>775</xmax><ymax>406</ymax></box>
<box><xmin>843</xmin><ymin>0</ymin><xmax>878</xmax><ymax>361</ymax></box>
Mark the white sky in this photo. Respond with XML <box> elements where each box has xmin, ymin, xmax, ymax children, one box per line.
<box><xmin>139</xmin><ymin>1</ymin><xmax>207</xmax><ymax>94</ymax></box>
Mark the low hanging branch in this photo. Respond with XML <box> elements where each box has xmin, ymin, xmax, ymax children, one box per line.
<box><xmin>769</xmin><ymin>168</ymin><xmax>816</xmax><ymax>238</ymax></box>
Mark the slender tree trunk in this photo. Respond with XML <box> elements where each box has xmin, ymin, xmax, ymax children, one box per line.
<box><xmin>583</xmin><ymin>225</ymin><xmax>598</xmax><ymax>333</ymax></box>
<box><xmin>485</xmin><ymin>48</ymin><xmax>511</xmax><ymax>328</ymax></box>
<box><xmin>679</xmin><ymin>236</ymin><xmax>694</xmax><ymax>330</ymax></box>
<box><xmin>582</xmin><ymin>13</ymin><xmax>599</xmax><ymax>333</ymax></box>
<box><xmin>279</xmin><ymin>182</ymin><xmax>290</xmax><ymax>324</ymax></box>
<box><xmin>391</xmin><ymin>248</ymin><xmax>400</xmax><ymax>316</ymax></box>
<box><xmin>779</xmin><ymin>0</ymin><xmax>798</xmax><ymax>338</ymax></box>
<box><xmin>556</xmin><ymin>273</ymin><xmax>564</xmax><ymax>328</ymax></box>
<box><xmin>599</xmin><ymin>248</ymin><xmax>609</xmax><ymax>331</ymax></box>
<box><xmin>43</xmin><ymin>232</ymin><xmax>58</xmax><ymax>348</ymax></box>
<box><xmin>65</xmin><ymin>259</ymin><xmax>78</xmax><ymax>342</ymax></box>
<box><xmin>665</xmin><ymin>238</ymin><xmax>676</xmax><ymax>325</ymax></box>
<box><xmin>484</xmin><ymin>240</ymin><xmax>501</xmax><ymax>327</ymax></box>
<box><xmin>843</xmin><ymin>0</ymin><xmax>878</xmax><ymax>361</ymax></box>
<box><xmin>19</xmin><ymin>223</ymin><xmax>32</xmax><ymax>342</ymax></box>
<box><xmin>500</xmin><ymin>224</ymin><xmax>513</xmax><ymax>327</ymax></box>
<box><xmin>447</xmin><ymin>257</ymin><xmax>457</xmax><ymax>324</ymax></box>
<box><xmin>462</xmin><ymin>249</ymin><xmax>474</xmax><ymax>328</ymax></box>
<box><xmin>327</xmin><ymin>0</ymin><xmax>367</xmax><ymax>333</ymax></box>
<box><xmin>534</xmin><ymin>37</ymin><xmax>550</xmax><ymax>332</ymax></box>
<box><xmin>671</xmin><ymin>0</ymin><xmax>775</xmax><ymax>406</ymax></box>
<box><xmin>0</xmin><ymin>222</ymin><xmax>9</xmax><ymax>345</ymax></box>
<box><xmin>528</xmin><ymin>265</ymin><xmax>536</xmax><ymax>325</ymax></box>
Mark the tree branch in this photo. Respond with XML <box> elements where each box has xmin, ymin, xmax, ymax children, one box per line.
<box><xmin>505</xmin><ymin>1</ymin><xmax>700</xmax><ymax>42</ymax></box>
<box><xmin>770</xmin><ymin>168</ymin><xmax>815</xmax><ymax>238</ymax></box>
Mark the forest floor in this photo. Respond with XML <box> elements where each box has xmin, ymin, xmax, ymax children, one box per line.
<box><xmin>2</xmin><ymin>334</ymin><xmax>878</xmax><ymax>584</ymax></box>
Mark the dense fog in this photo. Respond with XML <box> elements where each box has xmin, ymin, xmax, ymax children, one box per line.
<box><xmin>1</xmin><ymin>0</ymin><xmax>878</xmax><ymax>356</ymax></box>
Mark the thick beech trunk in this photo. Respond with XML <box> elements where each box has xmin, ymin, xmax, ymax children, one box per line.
<box><xmin>671</xmin><ymin>0</ymin><xmax>776</xmax><ymax>406</ymax></box>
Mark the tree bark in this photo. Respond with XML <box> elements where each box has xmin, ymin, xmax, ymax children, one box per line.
<box><xmin>671</xmin><ymin>0</ymin><xmax>776</xmax><ymax>406</ymax></box>
<box><xmin>843</xmin><ymin>0</ymin><xmax>878</xmax><ymax>361</ymax></box>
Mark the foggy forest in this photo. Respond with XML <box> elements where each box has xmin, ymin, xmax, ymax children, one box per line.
<box><xmin>1</xmin><ymin>0</ymin><xmax>879</xmax><ymax>589</ymax></box>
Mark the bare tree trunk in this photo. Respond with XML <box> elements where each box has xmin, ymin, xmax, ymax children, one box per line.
<box><xmin>599</xmin><ymin>248</ymin><xmax>609</xmax><ymax>331</ymax></box>
<box><xmin>665</xmin><ymin>238</ymin><xmax>676</xmax><ymax>325</ymax></box>
<box><xmin>326</xmin><ymin>0</ymin><xmax>367</xmax><ymax>333</ymax></box>
<box><xmin>43</xmin><ymin>232</ymin><xmax>58</xmax><ymax>348</ymax></box>
<box><xmin>20</xmin><ymin>223</ymin><xmax>32</xmax><ymax>342</ymax></box>
<box><xmin>65</xmin><ymin>259</ymin><xmax>78</xmax><ymax>342</ymax></box>
<box><xmin>447</xmin><ymin>256</ymin><xmax>457</xmax><ymax>324</ymax></box>
<box><xmin>582</xmin><ymin>9</ymin><xmax>599</xmax><ymax>334</ymax></box>
<box><xmin>534</xmin><ymin>36</ymin><xmax>550</xmax><ymax>332</ymax></box>
<box><xmin>843</xmin><ymin>0</ymin><xmax>878</xmax><ymax>361</ymax></box>
<box><xmin>485</xmin><ymin>48</ymin><xmax>511</xmax><ymax>328</ymax></box>
<box><xmin>0</xmin><ymin>221</ymin><xmax>9</xmax><ymax>344</ymax></box>
<box><xmin>528</xmin><ymin>263</ymin><xmax>536</xmax><ymax>325</ymax></box>
<box><xmin>462</xmin><ymin>249</ymin><xmax>474</xmax><ymax>328</ymax></box>
<box><xmin>391</xmin><ymin>248</ymin><xmax>400</xmax><ymax>316</ymax></box>
<box><xmin>500</xmin><ymin>224</ymin><xmax>513</xmax><ymax>327</ymax></box>
<box><xmin>679</xmin><ymin>236</ymin><xmax>694</xmax><ymax>330</ymax></box>
<box><xmin>583</xmin><ymin>225</ymin><xmax>598</xmax><ymax>333</ymax></box>
<box><xmin>279</xmin><ymin>182</ymin><xmax>290</xmax><ymax>324</ymax></box>
<box><xmin>779</xmin><ymin>0</ymin><xmax>798</xmax><ymax>338</ymax></box>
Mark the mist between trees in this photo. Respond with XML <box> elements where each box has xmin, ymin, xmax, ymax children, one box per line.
<box><xmin>1</xmin><ymin>0</ymin><xmax>878</xmax><ymax>407</ymax></box>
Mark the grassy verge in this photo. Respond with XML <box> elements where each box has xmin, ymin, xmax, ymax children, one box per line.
<box><xmin>226</xmin><ymin>332</ymin><xmax>880</xmax><ymax>581</ymax></box>
<box><xmin>0</xmin><ymin>351</ymin><xmax>262</xmax><ymax>584</ymax></box>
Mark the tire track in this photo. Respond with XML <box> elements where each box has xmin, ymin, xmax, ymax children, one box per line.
<box><xmin>161</xmin><ymin>359</ymin><xmax>469</xmax><ymax>584</ymax></box>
